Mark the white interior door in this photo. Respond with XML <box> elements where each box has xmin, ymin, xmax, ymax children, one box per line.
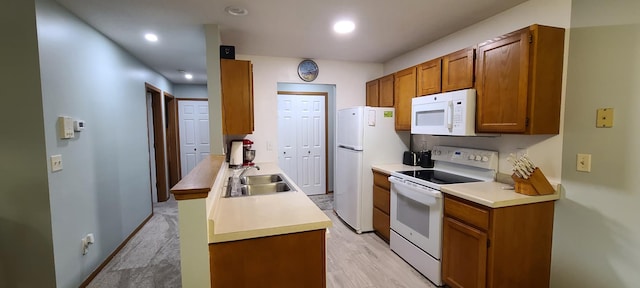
<box><xmin>178</xmin><ymin>100</ymin><xmax>210</xmax><ymax>177</ymax></box>
<box><xmin>277</xmin><ymin>95</ymin><xmax>298</xmax><ymax>181</ymax></box>
<box><xmin>277</xmin><ymin>94</ymin><xmax>326</xmax><ymax>195</ymax></box>
<box><xmin>297</xmin><ymin>96</ymin><xmax>326</xmax><ymax>195</ymax></box>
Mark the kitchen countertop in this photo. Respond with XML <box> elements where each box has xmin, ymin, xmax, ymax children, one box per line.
<box><xmin>371</xmin><ymin>163</ymin><xmax>429</xmax><ymax>175</ymax></box>
<box><xmin>207</xmin><ymin>162</ymin><xmax>332</xmax><ymax>243</ymax></box>
<box><xmin>441</xmin><ymin>182</ymin><xmax>560</xmax><ymax>208</ymax></box>
<box><xmin>371</xmin><ymin>163</ymin><xmax>560</xmax><ymax>208</ymax></box>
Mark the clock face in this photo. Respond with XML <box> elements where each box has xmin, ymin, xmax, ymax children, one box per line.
<box><xmin>298</xmin><ymin>59</ymin><xmax>319</xmax><ymax>82</ymax></box>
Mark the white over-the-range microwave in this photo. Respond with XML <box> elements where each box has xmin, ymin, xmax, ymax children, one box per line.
<box><xmin>411</xmin><ymin>88</ymin><xmax>477</xmax><ymax>136</ymax></box>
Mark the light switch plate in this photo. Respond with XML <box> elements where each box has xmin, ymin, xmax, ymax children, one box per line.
<box><xmin>596</xmin><ymin>108</ymin><xmax>614</xmax><ymax>128</ymax></box>
<box><xmin>576</xmin><ymin>153</ymin><xmax>591</xmax><ymax>172</ymax></box>
<box><xmin>51</xmin><ymin>154</ymin><xmax>63</xmax><ymax>172</ymax></box>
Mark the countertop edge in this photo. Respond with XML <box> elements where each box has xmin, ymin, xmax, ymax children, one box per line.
<box><xmin>210</xmin><ymin>220</ymin><xmax>332</xmax><ymax>243</ymax></box>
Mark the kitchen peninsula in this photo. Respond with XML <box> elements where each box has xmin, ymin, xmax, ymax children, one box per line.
<box><xmin>171</xmin><ymin>155</ymin><xmax>332</xmax><ymax>288</ymax></box>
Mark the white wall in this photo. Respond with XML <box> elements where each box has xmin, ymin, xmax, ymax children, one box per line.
<box><xmin>0</xmin><ymin>0</ymin><xmax>57</xmax><ymax>286</ymax></box>
<box><xmin>174</xmin><ymin>84</ymin><xmax>208</xmax><ymax>99</ymax></box>
<box><xmin>385</xmin><ymin>0</ymin><xmax>572</xmax><ymax>182</ymax></box>
<box><xmin>234</xmin><ymin>55</ymin><xmax>382</xmax><ymax>164</ymax></box>
<box><xmin>35</xmin><ymin>0</ymin><xmax>172</xmax><ymax>286</ymax></box>
<box><xmin>553</xmin><ymin>1</ymin><xmax>640</xmax><ymax>287</ymax></box>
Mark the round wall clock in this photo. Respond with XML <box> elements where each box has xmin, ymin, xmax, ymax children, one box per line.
<box><xmin>297</xmin><ymin>59</ymin><xmax>319</xmax><ymax>82</ymax></box>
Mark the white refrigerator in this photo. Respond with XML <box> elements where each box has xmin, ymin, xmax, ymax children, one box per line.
<box><xmin>334</xmin><ymin>107</ymin><xmax>409</xmax><ymax>233</ymax></box>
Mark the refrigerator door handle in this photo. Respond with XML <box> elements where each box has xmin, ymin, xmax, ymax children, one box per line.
<box><xmin>338</xmin><ymin>145</ymin><xmax>359</xmax><ymax>151</ymax></box>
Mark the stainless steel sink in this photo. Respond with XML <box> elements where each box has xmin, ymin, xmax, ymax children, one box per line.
<box><xmin>240</xmin><ymin>182</ymin><xmax>292</xmax><ymax>195</ymax></box>
<box><xmin>240</xmin><ymin>174</ymin><xmax>284</xmax><ymax>185</ymax></box>
<box><xmin>225</xmin><ymin>174</ymin><xmax>294</xmax><ymax>197</ymax></box>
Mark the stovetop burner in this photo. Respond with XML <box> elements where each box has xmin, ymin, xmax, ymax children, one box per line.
<box><xmin>397</xmin><ymin>170</ymin><xmax>482</xmax><ymax>185</ymax></box>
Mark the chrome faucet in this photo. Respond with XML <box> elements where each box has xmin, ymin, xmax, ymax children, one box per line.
<box><xmin>239</xmin><ymin>165</ymin><xmax>260</xmax><ymax>178</ymax></box>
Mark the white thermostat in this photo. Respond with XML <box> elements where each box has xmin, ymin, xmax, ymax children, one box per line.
<box><xmin>74</xmin><ymin>120</ymin><xmax>85</xmax><ymax>132</ymax></box>
<box><xmin>58</xmin><ymin>116</ymin><xmax>75</xmax><ymax>139</ymax></box>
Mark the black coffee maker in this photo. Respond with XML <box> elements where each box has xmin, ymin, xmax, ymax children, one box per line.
<box><xmin>418</xmin><ymin>150</ymin><xmax>434</xmax><ymax>168</ymax></box>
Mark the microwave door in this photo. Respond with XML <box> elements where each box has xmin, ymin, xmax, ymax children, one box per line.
<box><xmin>412</xmin><ymin>101</ymin><xmax>452</xmax><ymax>135</ymax></box>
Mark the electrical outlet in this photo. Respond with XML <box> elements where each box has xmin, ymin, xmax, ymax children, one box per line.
<box><xmin>81</xmin><ymin>233</ymin><xmax>95</xmax><ymax>255</ymax></box>
<box><xmin>51</xmin><ymin>155</ymin><xmax>63</xmax><ymax>172</ymax></box>
<box><xmin>82</xmin><ymin>237</ymin><xmax>88</xmax><ymax>255</ymax></box>
<box><xmin>577</xmin><ymin>154</ymin><xmax>591</xmax><ymax>172</ymax></box>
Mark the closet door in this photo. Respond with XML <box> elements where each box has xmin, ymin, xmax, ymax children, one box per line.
<box><xmin>277</xmin><ymin>94</ymin><xmax>326</xmax><ymax>195</ymax></box>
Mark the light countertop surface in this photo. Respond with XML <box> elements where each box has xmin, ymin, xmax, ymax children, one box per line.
<box><xmin>371</xmin><ymin>163</ymin><xmax>429</xmax><ymax>175</ymax></box>
<box><xmin>371</xmin><ymin>163</ymin><xmax>560</xmax><ymax>208</ymax></box>
<box><xmin>441</xmin><ymin>181</ymin><xmax>560</xmax><ymax>208</ymax></box>
<box><xmin>208</xmin><ymin>163</ymin><xmax>332</xmax><ymax>243</ymax></box>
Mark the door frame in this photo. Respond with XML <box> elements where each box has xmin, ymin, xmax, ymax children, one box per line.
<box><xmin>277</xmin><ymin>91</ymin><xmax>329</xmax><ymax>194</ymax></box>
<box><xmin>176</xmin><ymin>98</ymin><xmax>209</xmax><ymax>177</ymax></box>
<box><xmin>145</xmin><ymin>83</ymin><xmax>169</xmax><ymax>202</ymax></box>
<box><xmin>164</xmin><ymin>92</ymin><xmax>181</xmax><ymax>187</ymax></box>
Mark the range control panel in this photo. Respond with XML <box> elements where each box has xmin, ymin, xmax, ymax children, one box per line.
<box><xmin>431</xmin><ymin>145</ymin><xmax>499</xmax><ymax>170</ymax></box>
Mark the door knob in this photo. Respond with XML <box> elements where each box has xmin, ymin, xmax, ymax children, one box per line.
<box><xmin>308</xmin><ymin>151</ymin><xmax>311</xmax><ymax>154</ymax></box>
<box><xmin>194</xmin><ymin>148</ymin><xmax>196</xmax><ymax>151</ymax></box>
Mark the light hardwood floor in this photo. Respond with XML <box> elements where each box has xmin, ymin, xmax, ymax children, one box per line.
<box><xmin>325</xmin><ymin>211</ymin><xmax>436</xmax><ymax>288</ymax></box>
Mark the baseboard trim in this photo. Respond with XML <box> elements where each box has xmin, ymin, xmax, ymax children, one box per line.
<box><xmin>79</xmin><ymin>212</ymin><xmax>154</xmax><ymax>287</ymax></box>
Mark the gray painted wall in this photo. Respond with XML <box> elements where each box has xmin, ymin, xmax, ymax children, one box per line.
<box><xmin>0</xmin><ymin>0</ymin><xmax>57</xmax><ymax>287</ymax></box>
<box><xmin>277</xmin><ymin>83</ymin><xmax>336</xmax><ymax>192</ymax></box>
<box><xmin>34</xmin><ymin>0</ymin><xmax>172</xmax><ymax>286</ymax></box>
<box><xmin>552</xmin><ymin>1</ymin><xmax>640</xmax><ymax>287</ymax></box>
<box><xmin>174</xmin><ymin>84</ymin><xmax>208</xmax><ymax>99</ymax></box>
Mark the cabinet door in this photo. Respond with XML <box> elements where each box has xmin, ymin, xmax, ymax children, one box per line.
<box><xmin>221</xmin><ymin>59</ymin><xmax>254</xmax><ymax>134</ymax></box>
<box><xmin>394</xmin><ymin>66</ymin><xmax>417</xmax><ymax>131</ymax></box>
<box><xmin>443</xmin><ymin>217</ymin><xmax>488</xmax><ymax>288</ymax></box>
<box><xmin>366</xmin><ymin>79</ymin><xmax>380</xmax><ymax>107</ymax></box>
<box><xmin>475</xmin><ymin>28</ymin><xmax>530</xmax><ymax>133</ymax></box>
<box><xmin>372</xmin><ymin>207</ymin><xmax>390</xmax><ymax>242</ymax></box>
<box><xmin>372</xmin><ymin>185</ymin><xmax>390</xmax><ymax>214</ymax></box>
<box><xmin>417</xmin><ymin>58</ymin><xmax>442</xmax><ymax>96</ymax></box>
<box><xmin>442</xmin><ymin>48</ymin><xmax>475</xmax><ymax>92</ymax></box>
<box><xmin>378</xmin><ymin>74</ymin><xmax>395</xmax><ymax>107</ymax></box>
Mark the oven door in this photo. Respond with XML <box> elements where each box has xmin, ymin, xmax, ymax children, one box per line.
<box><xmin>389</xmin><ymin>176</ymin><xmax>443</xmax><ymax>259</ymax></box>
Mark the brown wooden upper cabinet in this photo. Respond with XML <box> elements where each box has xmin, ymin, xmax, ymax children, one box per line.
<box><xmin>475</xmin><ymin>25</ymin><xmax>565</xmax><ymax>134</ymax></box>
<box><xmin>221</xmin><ymin>59</ymin><xmax>254</xmax><ymax>135</ymax></box>
<box><xmin>366</xmin><ymin>74</ymin><xmax>394</xmax><ymax>107</ymax></box>
<box><xmin>442</xmin><ymin>47</ymin><xmax>475</xmax><ymax>92</ymax></box>
<box><xmin>417</xmin><ymin>58</ymin><xmax>442</xmax><ymax>96</ymax></box>
<box><xmin>394</xmin><ymin>66</ymin><xmax>417</xmax><ymax>131</ymax></box>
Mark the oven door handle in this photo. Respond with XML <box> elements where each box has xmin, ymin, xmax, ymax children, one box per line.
<box><xmin>389</xmin><ymin>177</ymin><xmax>442</xmax><ymax>199</ymax></box>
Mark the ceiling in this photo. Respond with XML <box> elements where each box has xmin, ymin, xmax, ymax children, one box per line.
<box><xmin>55</xmin><ymin>0</ymin><xmax>528</xmax><ymax>85</ymax></box>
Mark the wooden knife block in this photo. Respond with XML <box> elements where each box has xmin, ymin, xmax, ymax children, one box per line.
<box><xmin>511</xmin><ymin>168</ymin><xmax>555</xmax><ymax>196</ymax></box>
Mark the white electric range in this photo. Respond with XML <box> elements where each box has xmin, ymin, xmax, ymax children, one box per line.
<box><xmin>388</xmin><ymin>145</ymin><xmax>498</xmax><ymax>286</ymax></box>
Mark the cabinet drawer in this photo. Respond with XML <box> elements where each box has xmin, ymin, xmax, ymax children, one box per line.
<box><xmin>373</xmin><ymin>207</ymin><xmax>390</xmax><ymax>242</ymax></box>
<box><xmin>444</xmin><ymin>197</ymin><xmax>490</xmax><ymax>231</ymax></box>
<box><xmin>373</xmin><ymin>185</ymin><xmax>390</xmax><ymax>214</ymax></box>
<box><xmin>373</xmin><ymin>171</ymin><xmax>390</xmax><ymax>190</ymax></box>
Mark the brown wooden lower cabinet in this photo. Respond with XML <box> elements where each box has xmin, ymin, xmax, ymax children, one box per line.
<box><xmin>442</xmin><ymin>195</ymin><xmax>555</xmax><ymax>288</ymax></box>
<box><xmin>209</xmin><ymin>229</ymin><xmax>326</xmax><ymax>288</ymax></box>
<box><xmin>372</xmin><ymin>170</ymin><xmax>391</xmax><ymax>242</ymax></box>
<box><xmin>372</xmin><ymin>207</ymin><xmax>390</xmax><ymax>241</ymax></box>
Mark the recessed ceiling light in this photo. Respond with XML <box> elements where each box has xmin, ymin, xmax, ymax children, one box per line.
<box><xmin>225</xmin><ymin>6</ymin><xmax>248</xmax><ymax>16</ymax></box>
<box><xmin>184</xmin><ymin>73</ymin><xmax>193</xmax><ymax>80</ymax></box>
<box><xmin>333</xmin><ymin>20</ymin><xmax>355</xmax><ymax>34</ymax></box>
<box><xmin>144</xmin><ymin>33</ymin><xmax>158</xmax><ymax>42</ymax></box>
